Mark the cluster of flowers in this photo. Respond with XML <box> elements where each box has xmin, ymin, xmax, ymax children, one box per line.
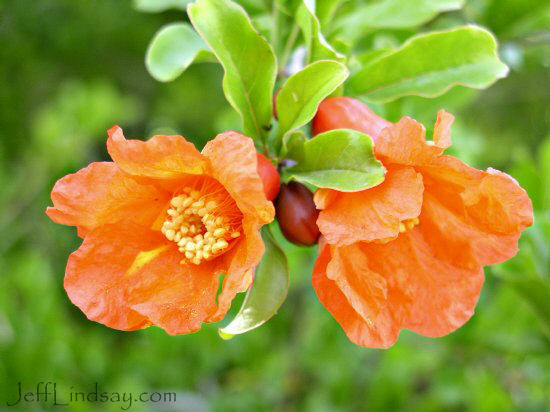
<box><xmin>47</xmin><ymin>98</ymin><xmax>533</xmax><ymax>348</ymax></box>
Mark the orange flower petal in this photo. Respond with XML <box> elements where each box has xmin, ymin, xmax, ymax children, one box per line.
<box><xmin>46</xmin><ymin>162</ymin><xmax>168</xmax><ymax>234</ymax></box>
<box><xmin>419</xmin><ymin>157</ymin><xmax>534</xmax><ymax>267</ymax></box>
<box><xmin>419</xmin><ymin>192</ymin><xmax>522</xmax><ymax>269</ymax></box>
<box><xmin>206</xmin><ymin>214</ymin><xmax>264</xmax><ymax>323</ymax></box>
<box><xmin>313</xmin><ymin>188</ymin><xmax>339</xmax><ymax>210</ymax></box>
<box><xmin>370</xmin><ymin>230</ymin><xmax>485</xmax><ymax>339</ymax></box>
<box><xmin>200</xmin><ymin>132</ymin><xmax>274</xmax><ymax>321</ymax></box>
<box><xmin>375</xmin><ymin>117</ymin><xmax>444</xmax><ymax>165</ymax></box>
<box><xmin>127</xmin><ymin>251</ymin><xmax>223</xmax><ymax>335</ymax></box>
<box><xmin>314</xmin><ymin>231</ymin><xmax>485</xmax><ymax>348</ymax></box>
<box><xmin>106</xmin><ymin>126</ymin><xmax>207</xmax><ymax>179</ymax></box>
<box><xmin>64</xmin><ymin>222</ymin><xmax>167</xmax><ymax>331</ymax></box>
<box><xmin>66</xmin><ymin>221</ymin><xmax>227</xmax><ymax>334</ymax></box>
<box><xmin>433</xmin><ymin>110</ymin><xmax>454</xmax><ymax>149</ymax></box>
<box><xmin>313</xmin><ymin>245</ymin><xmax>401</xmax><ymax>348</ymax></box>
<box><xmin>326</xmin><ymin>244</ymin><xmax>388</xmax><ymax>322</ymax></box>
<box><xmin>315</xmin><ymin>166</ymin><xmax>423</xmax><ymax>245</ymax></box>
<box><xmin>202</xmin><ymin>131</ymin><xmax>275</xmax><ymax>225</ymax></box>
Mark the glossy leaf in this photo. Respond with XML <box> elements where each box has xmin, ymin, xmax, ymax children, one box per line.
<box><xmin>287</xmin><ymin>129</ymin><xmax>386</xmax><ymax>191</ymax></box>
<box><xmin>134</xmin><ymin>0</ymin><xmax>191</xmax><ymax>13</ymax></box>
<box><xmin>281</xmin><ymin>131</ymin><xmax>306</xmax><ymax>162</ymax></box>
<box><xmin>219</xmin><ymin>226</ymin><xmax>289</xmax><ymax>338</ymax></box>
<box><xmin>348</xmin><ymin>26</ymin><xmax>509</xmax><ymax>103</ymax></box>
<box><xmin>336</xmin><ymin>0</ymin><xmax>463</xmax><ymax>41</ymax></box>
<box><xmin>188</xmin><ymin>0</ymin><xmax>277</xmax><ymax>141</ymax></box>
<box><xmin>296</xmin><ymin>0</ymin><xmax>344</xmax><ymax>63</ymax></box>
<box><xmin>277</xmin><ymin>60</ymin><xmax>349</xmax><ymax>138</ymax></box>
<box><xmin>146</xmin><ymin>23</ymin><xmax>214</xmax><ymax>82</ymax></box>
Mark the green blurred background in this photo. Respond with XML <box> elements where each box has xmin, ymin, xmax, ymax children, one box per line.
<box><xmin>1</xmin><ymin>0</ymin><xmax>549</xmax><ymax>410</ymax></box>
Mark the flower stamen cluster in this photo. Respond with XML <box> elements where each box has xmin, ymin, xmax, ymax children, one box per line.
<box><xmin>161</xmin><ymin>182</ymin><xmax>242</xmax><ymax>265</ymax></box>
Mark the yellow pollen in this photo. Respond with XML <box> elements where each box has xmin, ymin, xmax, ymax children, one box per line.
<box><xmin>160</xmin><ymin>186</ymin><xmax>242</xmax><ymax>266</ymax></box>
<box><xmin>399</xmin><ymin>217</ymin><xmax>420</xmax><ymax>234</ymax></box>
<box><xmin>213</xmin><ymin>228</ymin><xmax>226</xmax><ymax>237</ymax></box>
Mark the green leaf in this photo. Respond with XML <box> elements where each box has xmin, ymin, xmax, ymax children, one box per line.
<box><xmin>188</xmin><ymin>0</ymin><xmax>277</xmax><ymax>141</ymax></box>
<box><xmin>219</xmin><ymin>226</ymin><xmax>289</xmax><ymax>338</ymax></box>
<box><xmin>287</xmin><ymin>129</ymin><xmax>386</xmax><ymax>191</ymax></box>
<box><xmin>234</xmin><ymin>0</ymin><xmax>268</xmax><ymax>15</ymax></box>
<box><xmin>146</xmin><ymin>23</ymin><xmax>215</xmax><ymax>82</ymax></box>
<box><xmin>281</xmin><ymin>130</ymin><xmax>306</xmax><ymax>161</ymax></box>
<box><xmin>348</xmin><ymin>26</ymin><xmax>509</xmax><ymax>103</ymax></box>
<box><xmin>134</xmin><ymin>0</ymin><xmax>191</xmax><ymax>13</ymax></box>
<box><xmin>297</xmin><ymin>0</ymin><xmax>344</xmax><ymax>63</ymax></box>
<box><xmin>335</xmin><ymin>0</ymin><xmax>463</xmax><ymax>41</ymax></box>
<box><xmin>277</xmin><ymin>60</ymin><xmax>349</xmax><ymax>138</ymax></box>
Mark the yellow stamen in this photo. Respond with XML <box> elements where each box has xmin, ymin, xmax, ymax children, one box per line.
<box><xmin>213</xmin><ymin>228</ymin><xmax>226</xmax><ymax>237</ymax></box>
<box><xmin>160</xmin><ymin>184</ymin><xmax>243</xmax><ymax>266</ymax></box>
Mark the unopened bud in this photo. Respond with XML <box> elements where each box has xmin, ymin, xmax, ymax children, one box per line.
<box><xmin>312</xmin><ymin>97</ymin><xmax>392</xmax><ymax>141</ymax></box>
<box><xmin>257</xmin><ymin>153</ymin><xmax>280</xmax><ymax>201</ymax></box>
<box><xmin>275</xmin><ymin>182</ymin><xmax>320</xmax><ymax>246</ymax></box>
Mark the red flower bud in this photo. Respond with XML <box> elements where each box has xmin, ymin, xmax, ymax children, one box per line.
<box><xmin>312</xmin><ymin>97</ymin><xmax>392</xmax><ymax>140</ymax></box>
<box><xmin>257</xmin><ymin>153</ymin><xmax>280</xmax><ymax>201</ymax></box>
<box><xmin>275</xmin><ymin>182</ymin><xmax>320</xmax><ymax>246</ymax></box>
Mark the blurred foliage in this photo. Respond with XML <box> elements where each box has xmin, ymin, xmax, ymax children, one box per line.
<box><xmin>0</xmin><ymin>0</ymin><xmax>549</xmax><ymax>411</ymax></box>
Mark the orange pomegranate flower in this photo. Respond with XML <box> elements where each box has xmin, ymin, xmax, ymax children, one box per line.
<box><xmin>312</xmin><ymin>98</ymin><xmax>534</xmax><ymax>348</ymax></box>
<box><xmin>46</xmin><ymin>127</ymin><xmax>274</xmax><ymax>334</ymax></box>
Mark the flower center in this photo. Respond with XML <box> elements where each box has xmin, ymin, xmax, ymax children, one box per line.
<box><xmin>160</xmin><ymin>180</ymin><xmax>242</xmax><ymax>265</ymax></box>
<box><xmin>399</xmin><ymin>217</ymin><xmax>419</xmax><ymax>233</ymax></box>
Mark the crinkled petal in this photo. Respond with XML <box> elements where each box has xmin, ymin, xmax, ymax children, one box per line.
<box><xmin>198</xmin><ymin>132</ymin><xmax>274</xmax><ymax>321</ymax></box>
<box><xmin>65</xmin><ymin>222</ymin><xmax>167</xmax><ymax>331</ymax></box>
<box><xmin>107</xmin><ymin>126</ymin><xmax>207</xmax><ymax>179</ymax></box>
<box><xmin>128</xmin><ymin>252</ymin><xmax>223</xmax><ymax>335</ymax></box>
<box><xmin>315</xmin><ymin>166</ymin><xmax>423</xmax><ymax>245</ymax></box>
<box><xmin>327</xmin><ymin>244</ymin><xmax>388</xmax><ymax>325</ymax></box>
<box><xmin>419</xmin><ymin>192</ymin><xmax>522</xmax><ymax>270</ymax></box>
<box><xmin>433</xmin><ymin>110</ymin><xmax>454</xmax><ymax>149</ymax></box>
<box><xmin>206</xmin><ymin>214</ymin><xmax>263</xmax><ymax>322</ymax></box>
<box><xmin>375</xmin><ymin>117</ymin><xmax>444</xmax><ymax>165</ymax></box>
<box><xmin>419</xmin><ymin>157</ymin><xmax>534</xmax><ymax>267</ymax></box>
<box><xmin>46</xmin><ymin>162</ymin><xmax>168</xmax><ymax>234</ymax></box>
<box><xmin>369</xmin><ymin>230</ymin><xmax>485</xmax><ymax>338</ymax></box>
<box><xmin>313</xmin><ymin>245</ymin><xmax>401</xmax><ymax>348</ymax></box>
<box><xmin>202</xmin><ymin>131</ymin><xmax>275</xmax><ymax>225</ymax></box>
<box><xmin>66</xmin><ymin>221</ymin><xmax>225</xmax><ymax>334</ymax></box>
<box><xmin>314</xmin><ymin>231</ymin><xmax>485</xmax><ymax>348</ymax></box>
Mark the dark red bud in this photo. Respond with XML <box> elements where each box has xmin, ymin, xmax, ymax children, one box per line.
<box><xmin>275</xmin><ymin>182</ymin><xmax>320</xmax><ymax>246</ymax></box>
